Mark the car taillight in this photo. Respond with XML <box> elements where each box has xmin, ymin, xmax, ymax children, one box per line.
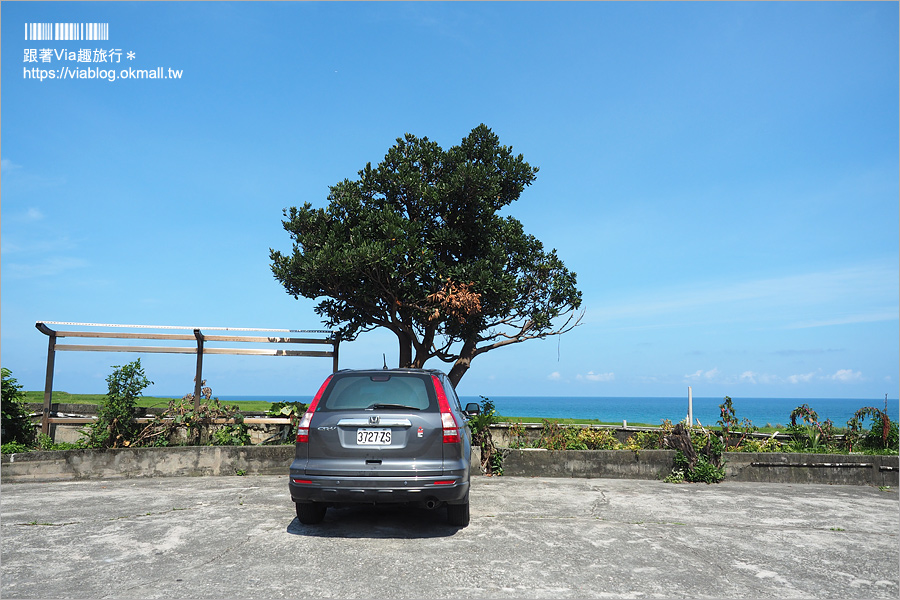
<box><xmin>296</xmin><ymin>375</ymin><xmax>332</xmax><ymax>444</ymax></box>
<box><xmin>432</xmin><ymin>375</ymin><xmax>459</xmax><ymax>444</ymax></box>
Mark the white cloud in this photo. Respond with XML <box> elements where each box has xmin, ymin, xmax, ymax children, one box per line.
<box><xmin>547</xmin><ymin>371</ymin><xmax>561</xmax><ymax>381</ymax></box>
<box><xmin>1</xmin><ymin>158</ymin><xmax>21</xmax><ymax>172</ymax></box>
<box><xmin>686</xmin><ymin>368</ymin><xmax>719</xmax><ymax>381</ymax></box>
<box><xmin>740</xmin><ymin>371</ymin><xmax>758</xmax><ymax>384</ymax></box>
<box><xmin>830</xmin><ymin>369</ymin><xmax>863</xmax><ymax>383</ymax></box>
<box><xmin>577</xmin><ymin>371</ymin><xmax>615</xmax><ymax>382</ymax></box>
<box><xmin>4</xmin><ymin>256</ymin><xmax>89</xmax><ymax>279</ymax></box>
<box><xmin>788</xmin><ymin>372</ymin><xmax>816</xmax><ymax>384</ymax></box>
<box><xmin>789</xmin><ymin>312</ymin><xmax>899</xmax><ymax>329</ymax></box>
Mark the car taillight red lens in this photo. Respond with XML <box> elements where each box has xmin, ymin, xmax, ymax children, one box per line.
<box><xmin>296</xmin><ymin>375</ymin><xmax>332</xmax><ymax>444</ymax></box>
<box><xmin>432</xmin><ymin>375</ymin><xmax>459</xmax><ymax>444</ymax></box>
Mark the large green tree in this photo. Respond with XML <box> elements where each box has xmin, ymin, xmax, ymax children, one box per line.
<box><xmin>270</xmin><ymin>124</ymin><xmax>582</xmax><ymax>387</ymax></box>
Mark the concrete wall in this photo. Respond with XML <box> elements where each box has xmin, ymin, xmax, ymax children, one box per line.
<box><xmin>499</xmin><ymin>449</ymin><xmax>898</xmax><ymax>487</ymax></box>
<box><xmin>1</xmin><ymin>445</ymin><xmax>295</xmax><ymax>482</ymax></box>
<box><xmin>501</xmin><ymin>449</ymin><xmax>676</xmax><ymax>480</ymax></box>
<box><xmin>725</xmin><ymin>452</ymin><xmax>899</xmax><ymax>487</ymax></box>
<box><xmin>2</xmin><ymin>445</ymin><xmax>896</xmax><ymax>486</ymax></box>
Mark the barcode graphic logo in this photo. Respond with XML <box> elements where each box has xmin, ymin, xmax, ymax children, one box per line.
<box><xmin>25</xmin><ymin>23</ymin><xmax>109</xmax><ymax>41</ymax></box>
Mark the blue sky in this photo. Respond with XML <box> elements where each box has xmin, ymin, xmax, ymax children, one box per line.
<box><xmin>2</xmin><ymin>2</ymin><xmax>898</xmax><ymax>402</ymax></box>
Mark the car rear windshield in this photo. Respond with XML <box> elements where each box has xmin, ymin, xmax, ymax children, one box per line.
<box><xmin>321</xmin><ymin>374</ymin><xmax>433</xmax><ymax>411</ymax></box>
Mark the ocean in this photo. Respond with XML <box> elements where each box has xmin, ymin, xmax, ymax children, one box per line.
<box><xmin>216</xmin><ymin>395</ymin><xmax>899</xmax><ymax>428</ymax></box>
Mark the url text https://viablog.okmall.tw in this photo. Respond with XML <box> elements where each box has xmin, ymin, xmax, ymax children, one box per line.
<box><xmin>23</xmin><ymin>65</ymin><xmax>183</xmax><ymax>82</ymax></box>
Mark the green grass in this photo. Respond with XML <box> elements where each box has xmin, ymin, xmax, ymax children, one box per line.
<box><xmin>22</xmin><ymin>391</ymin><xmax>274</xmax><ymax>413</ymax></box>
<box><xmin>17</xmin><ymin>392</ymin><xmax>808</xmax><ymax>430</ymax></box>
<box><xmin>494</xmin><ymin>415</ymin><xmax>657</xmax><ymax>427</ymax></box>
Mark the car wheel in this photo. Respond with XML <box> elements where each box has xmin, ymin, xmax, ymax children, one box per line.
<box><xmin>295</xmin><ymin>502</ymin><xmax>326</xmax><ymax>524</ymax></box>
<box><xmin>447</xmin><ymin>494</ymin><xmax>470</xmax><ymax>527</ymax></box>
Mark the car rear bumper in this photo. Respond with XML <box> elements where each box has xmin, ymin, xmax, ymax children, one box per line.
<box><xmin>288</xmin><ymin>474</ymin><xmax>470</xmax><ymax>505</ymax></box>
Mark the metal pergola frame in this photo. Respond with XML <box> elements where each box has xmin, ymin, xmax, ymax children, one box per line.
<box><xmin>35</xmin><ymin>321</ymin><xmax>340</xmax><ymax>435</ymax></box>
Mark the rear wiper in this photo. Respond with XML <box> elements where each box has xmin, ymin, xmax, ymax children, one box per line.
<box><xmin>367</xmin><ymin>403</ymin><xmax>422</xmax><ymax>411</ymax></box>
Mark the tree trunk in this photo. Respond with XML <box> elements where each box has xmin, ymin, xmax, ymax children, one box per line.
<box><xmin>397</xmin><ymin>330</ymin><xmax>413</xmax><ymax>368</ymax></box>
<box><xmin>663</xmin><ymin>423</ymin><xmax>698</xmax><ymax>469</ymax></box>
<box><xmin>412</xmin><ymin>326</ymin><xmax>436</xmax><ymax>369</ymax></box>
<box><xmin>447</xmin><ymin>339</ymin><xmax>477</xmax><ymax>388</ymax></box>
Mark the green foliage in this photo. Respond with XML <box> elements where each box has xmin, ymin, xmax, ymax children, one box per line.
<box><xmin>82</xmin><ymin>360</ymin><xmax>153</xmax><ymax>449</ymax></box>
<box><xmin>787</xmin><ymin>404</ymin><xmax>837</xmax><ymax>453</ymax></box>
<box><xmin>537</xmin><ymin>420</ymin><xmax>572</xmax><ymax>450</ymax></box>
<box><xmin>845</xmin><ymin>407</ymin><xmax>898</xmax><ymax>453</ymax></box>
<box><xmin>717</xmin><ymin>396</ymin><xmax>757</xmax><ymax>450</ymax></box>
<box><xmin>270</xmin><ymin>124</ymin><xmax>582</xmax><ymax>386</ymax></box>
<box><xmin>672</xmin><ymin>450</ymin><xmax>726</xmax><ymax>484</ymax></box>
<box><xmin>505</xmin><ymin>421</ymin><xmax>529</xmax><ymax>449</ymax></box>
<box><xmin>260</xmin><ymin>401</ymin><xmax>309</xmax><ymax>444</ymax></box>
<box><xmin>210</xmin><ymin>416</ymin><xmax>250</xmax><ymax>447</ymax></box>
<box><xmin>136</xmin><ymin>388</ymin><xmax>250</xmax><ymax>447</ymax></box>
<box><xmin>536</xmin><ymin>420</ymin><xmax>623</xmax><ymax>450</ymax></box>
<box><xmin>733</xmin><ymin>435</ymin><xmax>782</xmax><ymax>453</ymax></box>
<box><xmin>469</xmin><ymin>397</ymin><xmax>503</xmax><ymax>475</ymax></box>
<box><xmin>36</xmin><ymin>433</ymin><xmax>82</xmax><ymax>451</ymax></box>
<box><xmin>665</xmin><ymin>426</ymin><xmax>726</xmax><ymax>484</ymax></box>
<box><xmin>1</xmin><ymin>441</ymin><xmax>30</xmax><ymax>454</ymax></box>
<box><xmin>574</xmin><ymin>427</ymin><xmax>622</xmax><ymax>450</ymax></box>
<box><xmin>622</xmin><ymin>421</ymin><xmax>674</xmax><ymax>451</ymax></box>
<box><xmin>1</xmin><ymin>368</ymin><xmax>35</xmax><ymax>447</ymax></box>
<box><xmin>266</xmin><ymin>401</ymin><xmax>308</xmax><ymax>425</ymax></box>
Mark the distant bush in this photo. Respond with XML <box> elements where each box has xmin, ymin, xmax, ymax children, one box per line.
<box><xmin>81</xmin><ymin>359</ymin><xmax>153</xmax><ymax>449</ymax></box>
<box><xmin>1</xmin><ymin>368</ymin><xmax>36</xmax><ymax>448</ymax></box>
<box><xmin>845</xmin><ymin>407</ymin><xmax>898</xmax><ymax>453</ymax></box>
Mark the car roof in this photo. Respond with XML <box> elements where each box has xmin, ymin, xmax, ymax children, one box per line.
<box><xmin>333</xmin><ymin>368</ymin><xmax>446</xmax><ymax>377</ymax></box>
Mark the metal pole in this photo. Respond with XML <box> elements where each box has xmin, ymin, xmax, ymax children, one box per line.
<box><xmin>193</xmin><ymin>329</ymin><xmax>204</xmax><ymax>410</ymax></box>
<box><xmin>332</xmin><ymin>334</ymin><xmax>340</xmax><ymax>373</ymax></box>
<box><xmin>688</xmin><ymin>386</ymin><xmax>693</xmax><ymax>428</ymax></box>
<box><xmin>41</xmin><ymin>333</ymin><xmax>57</xmax><ymax>436</ymax></box>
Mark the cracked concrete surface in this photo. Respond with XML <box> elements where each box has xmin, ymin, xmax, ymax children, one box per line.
<box><xmin>1</xmin><ymin>476</ymin><xmax>897</xmax><ymax>598</ymax></box>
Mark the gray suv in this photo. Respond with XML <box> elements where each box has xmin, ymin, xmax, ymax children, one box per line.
<box><xmin>288</xmin><ymin>368</ymin><xmax>480</xmax><ymax>527</ymax></box>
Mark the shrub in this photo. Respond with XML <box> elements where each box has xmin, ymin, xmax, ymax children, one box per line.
<box><xmin>845</xmin><ymin>407</ymin><xmax>898</xmax><ymax>453</ymax></box>
<box><xmin>717</xmin><ymin>396</ymin><xmax>756</xmax><ymax>450</ymax></box>
<box><xmin>576</xmin><ymin>427</ymin><xmax>622</xmax><ymax>450</ymax></box>
<box><xmin>1</xmin><ymin>368</ymin><xmax>36</xmax><ymax>447</ymax></box>
<box><xmin>266</xmin><ymin>401</ymin><xmax>308</xmax><ymax>425</ymax></box>
<box><xmin>470</xmin><ymin>397</ymin><xmax>502</xmax><ymax>474</ymax></box>
<box><xmin>538</xmin><ymin>420</ymin><xmax>575</xmax><ymax>450</ymax></box>
<box><xmin>673</xmin><ymin>450</ymin><xmax>726</xmax><ymax>484</ymax></box>
<box><xmin>36</xmin><ymin>433</ymin><xmax>81</xmax><ymax>451</ymax></box>
<box><xmin>1</xmin><ymin>441</ymin><xmax>30</xmax><ymax>454</ymax></box>
<box><xmin>787</xmin><ymin>404</ymin><xmax>836</xmax><ymax>453</ymax></box>
<box><xmin>734</xmin><ymin>435</ymin><xmax>782</xmax><ymax>453</ymax></box>
<box><xmin>505</xmin><ymin>421</ymin><xmax>529</xmax><ymax>449</ymax></box>
<box><xmin>262</xmin><ymin>401</ymin><xmax>308</xmax><ymax>444</ymax></box>
<box><xmin>663</xmin><ymin>423</ymin><xmax>725</xmax><ymax>484</ymax></box>
<box><xmin>82</xmin><ymin>360</ymin><xmax>153</xmax><ymax>448</ymax></box>
<box><xmin>623</xmin><ymin>420</ymin><xmax>674</xmax><ymax>451</ymax></box>
<box><xmin>136</xmin><ymin>389</ymin><xmax>249</xmax><ymax>447</ymax></box>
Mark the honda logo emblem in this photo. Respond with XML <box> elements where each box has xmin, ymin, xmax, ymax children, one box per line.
<box><xmin>368</xmin><ymin>416</ymin><xmax>380</xmax><ymax>425</ymax></box>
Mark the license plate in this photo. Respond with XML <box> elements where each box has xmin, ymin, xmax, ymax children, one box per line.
<box><xmin>356</xmin><ymin>428</ymin><xmax>391</xmax><ymax>445</ymax></box>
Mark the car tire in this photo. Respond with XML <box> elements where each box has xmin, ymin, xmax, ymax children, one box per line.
<box><xmin>447</xmin><ymin>494</ymin><xmax>470</xmax><ymax>527</ymax></box>
<box><xmin>295</xmin><ymin>502</ymin><xmax>326</xmax><ymax>524</ymax></box>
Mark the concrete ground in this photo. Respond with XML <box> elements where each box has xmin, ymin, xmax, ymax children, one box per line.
<box><xmin>1</xmin><ymin>475</ymin><xmax>897</xmax><ymax>599</ymax></box>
